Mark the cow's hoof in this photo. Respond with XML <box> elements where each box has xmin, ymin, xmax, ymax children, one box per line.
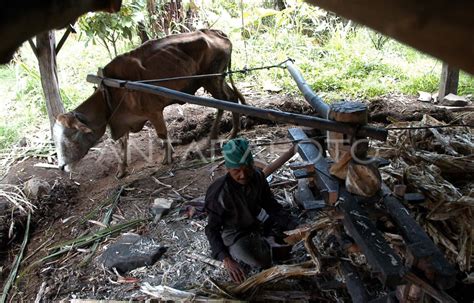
<box><xmin>116</xmin><ymin>169</ymin><xmax>127</xmax><ymax>179</ymax></box>
<box><xmin>227</xmin><ymin>130</ymin><xmax>238</xmax><ymax>139</ymax></box>
<box><xmin>161</xmin><ymin>157</ymin><xmax>173</xmax><ymax>165</ymax></box>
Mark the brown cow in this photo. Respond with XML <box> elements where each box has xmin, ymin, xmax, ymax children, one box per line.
<box><xmin>53</xmin><ymin>29</ymin><xmax>245</xmax><ymax>177</ymax></box>
<box><xmin>1</xmin><ymin>0</ymin><xmax>122</xmax><ymax>64</ymax></box>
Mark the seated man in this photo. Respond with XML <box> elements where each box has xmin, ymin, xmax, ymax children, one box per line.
<box><xmin>205</xmin><ymin>138</ymin><xmax>298</xmax><ymax>283</ymax></box>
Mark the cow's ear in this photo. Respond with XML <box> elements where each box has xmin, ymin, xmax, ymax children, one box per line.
<box><xmin>72</xmin><ymin>120</ymin><xmax>93</xmax><ymax>133</ymax></box>
<box><xmin>56</xmin><ymin>113</ymin><xmax>93</xmax><ymax>133</ymax></box>
<box><xmin>56</xmin><ymin>113</ymin><xmax>75</xmax><ymax>128</ymax></box>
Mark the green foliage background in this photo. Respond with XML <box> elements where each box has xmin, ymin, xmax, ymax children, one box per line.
<box><xmin>0</xmin><ymin>0</ymin><xmax>473</xmax><ymax>149</ymax></box>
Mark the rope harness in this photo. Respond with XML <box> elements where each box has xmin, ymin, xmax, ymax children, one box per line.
<box><xmin>97</xmin><ymin>68</ymin><xmax>129</xmax><ymax>125</ymax></box>
<box><xmin>135</xmin><ymin>58</ymin><xmax>293</xmax><ymax>84</ymax></box>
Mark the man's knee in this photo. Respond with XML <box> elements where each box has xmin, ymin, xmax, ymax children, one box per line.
<box><xmin>229</xmin><ymin>233</ymin><xmax>272</xmax><ymax>269</ymax></box>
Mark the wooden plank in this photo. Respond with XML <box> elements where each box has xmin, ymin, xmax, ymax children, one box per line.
<box><xmin>382</xmin><ymin>185</ymin><xmax>456</xmax><ymax>289</ymax></box>
<box><xmin>339</xmin><ymin>188</ymin><xmax>405</xmax><ymax>286</ymax></box>
<box><xmin>294</xmin><ymin>179</ymin><xmax>325</xmax><ymax>210</ymax></box>
<box><xmin>341</xmin><ymin>261</ymin><xmax>369</xmax><ymax>303</ymax></box>
<box><xmin>288</xmin><ymin>127</ymin><xmax>339</xmax><ymax>204</ymax></box>
<box><xmin>292</xmin><ymin>169</ymin><xmax>315</xmax><ymax>179</ymax></box>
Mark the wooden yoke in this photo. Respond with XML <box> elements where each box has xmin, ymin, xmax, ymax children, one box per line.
<box><xmin>327</xmin><ymin>101</ymin><xmax>381</xmax><ymax>197</ymax></box>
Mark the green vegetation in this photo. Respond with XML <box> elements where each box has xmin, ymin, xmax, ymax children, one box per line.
<box><xmin>0</xmin><ymin>0</ymin><xmax>473</xmax><ymax>149</ymax></box>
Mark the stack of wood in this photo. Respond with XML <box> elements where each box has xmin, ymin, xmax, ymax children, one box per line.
<box><xmin>376</xmin><ymin>114</ymin><xmax>473</xmax><ymax>276</ymax></box>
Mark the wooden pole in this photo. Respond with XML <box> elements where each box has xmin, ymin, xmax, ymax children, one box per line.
<box><xmin>86</xmin><ymin>75</ymin><xmax>388</xmax><ymax>141</ymax></box>
<box><xmin>263</xmin><ymin>146</ymin><xmax>295</xmax><ymax>177</ymax></box>
<box><xmin>438</xmin><ymin>63</ymin><xmax>459</xmax><ymax>101</ymax></box>
<box><xmin>55</xmin><ymin>25</ymin><xmax>76</xmax><ymax>55</ymax></box>
<box><xmin>285</xmin><ymin>60</ymin><xmax>329</xmax><ymax>118</ymax></box>
<box><xmin>37</xmin><ymin>31</ymin><xmax>65</xmax><ymax>135</ymax></box>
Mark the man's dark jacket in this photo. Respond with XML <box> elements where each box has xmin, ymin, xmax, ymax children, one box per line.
<box><xmin>205</xmin><ymin>168</ymin><xmax>293</xmax><ymax>261</ymax></box>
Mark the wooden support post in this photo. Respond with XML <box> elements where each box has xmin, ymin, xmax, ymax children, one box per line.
<box><xmin>327</xmin><ymin>101</ymin><xmax>381</xmax><ymax>197</ymax></box>
<box><xmin>438</xmin><ymin>63</ymin><xmax>459</xmax><ymax>102</ymax></box>
<box><xmin>327</xmin><ymin>101</ymin><xmax>368</xmax><ymax>162</ymax></box>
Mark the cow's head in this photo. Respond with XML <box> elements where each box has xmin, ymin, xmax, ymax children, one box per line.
<box><xmin>53</xmin><ymin>112</ymin><xmax>98</xmax><ymax>172</ymax></box>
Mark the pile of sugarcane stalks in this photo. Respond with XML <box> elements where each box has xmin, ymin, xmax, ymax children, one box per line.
<box><xmin>378</xmin><ymin>114</ymin><xmax>473</xmax><ymax>277</ymax></box>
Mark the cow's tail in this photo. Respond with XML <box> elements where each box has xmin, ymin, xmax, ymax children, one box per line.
<box><xmin>227</xmin><ymin>59</ymin><xmax>246</xmax><ymax>105</ymax></box>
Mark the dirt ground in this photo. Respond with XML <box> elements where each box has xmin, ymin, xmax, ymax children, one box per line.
<box><xmin>0</xmin><ymin>91</ymin><xmax>472</xmax><ymax>301</ymax></box>
<box><xmin>0</xmin><ymin>90</ymin><xmax>315</xmax><ymax>301</ymax></box>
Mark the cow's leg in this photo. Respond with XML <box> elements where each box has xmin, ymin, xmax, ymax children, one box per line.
<box><xmin>209</xmin><ymin>109</ymin><xmax>224</xmax><ymax>142</ymax></box>
<box><xmin>149</xmin><ymin>110</ymin><xmax>173</xmax><ymax>164</ymax></box>
<box><xmin>117</xmin><ymin>133</ymin><xmax>129</xmax><ymax>178</ymax></box>
<box><xmin>229</xmin><ymin>111</ymin><xmax>240</xmax><ymax>139</ymax></box>
<box><xmin>205</xmin><ymin>79</ymin><xmax>241</xmax><ymax>141</ymax></box>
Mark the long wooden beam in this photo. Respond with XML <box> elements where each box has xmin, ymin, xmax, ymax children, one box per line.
<box><xmin>381</xmin><ymin>185</ymin><xmax>456</xmax><ymax>289</ymax></box>
<box><xmin>338</xmin><ymin>186</ymin><xmax>406</xmax><ymax>286</ymax></box>
<box><xmin>341</xmin><ymin>261</ymin><xmax>369</xmax><ymax>303</ymax></box>
<box><xmin>86</xmin><ymin>74</ymin><xmax>388</xmax><ymax>141</ymax></box>
<box><xmin>285</xmin><ymin>60</ymin><xmax>329</xmax><ymax>118</ymax></box>
<box><xmin>305</xmin><ymin>0</ymin><xmax>474</xmax><ymax>74</ymax></box>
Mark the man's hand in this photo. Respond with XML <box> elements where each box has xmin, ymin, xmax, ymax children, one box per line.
<box><xmin>223</xmin><ymin>256</ymin><xmax>246</xmax><ymax>284</ymax></box>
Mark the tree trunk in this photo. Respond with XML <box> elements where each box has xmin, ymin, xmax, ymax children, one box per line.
<box><xmin>36</xmin><ymin>31</ymin><xmax>65</xmax><ymax>136</ymax></box>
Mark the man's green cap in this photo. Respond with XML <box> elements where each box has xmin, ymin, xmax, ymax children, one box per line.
<box><xmin>222</xmin><ymin>138</ymin><xmax>253</xmax><ymax>168</ymax></box>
